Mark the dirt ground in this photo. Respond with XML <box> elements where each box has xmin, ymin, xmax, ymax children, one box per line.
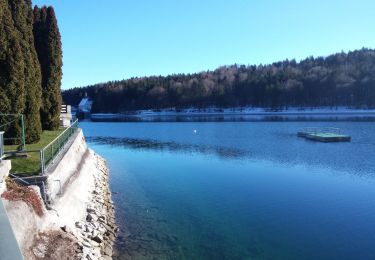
<box><xmin>26</xmin><ymin>230</ymin><xmax>82</xmax><ymax>260</ymax></box>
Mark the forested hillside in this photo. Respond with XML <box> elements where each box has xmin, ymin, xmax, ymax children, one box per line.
<box><xmin>0</xmin><ymin>0</ymin><xmax>62</xmax><ymax>143</ymax></box>
<box><xmin>63</xmin><ymin>49</ymin><xmax>375</xmax><ymax>113</ymax></box>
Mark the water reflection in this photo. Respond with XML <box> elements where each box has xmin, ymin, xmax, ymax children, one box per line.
<box><xmin>86</xmin><ymin>136</ymin><xmax>250</xmax><ymax>160</ymax></box>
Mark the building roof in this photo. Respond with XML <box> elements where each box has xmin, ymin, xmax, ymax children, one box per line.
<box><xmin>78</xmin><ymin>98</ymin><xmax>93</xmax><ymax>113</ymax></box>
<box><xmin>78</xmin><ymin>98</ymin><xmax>92</xmax><ymax>107</ymax></box>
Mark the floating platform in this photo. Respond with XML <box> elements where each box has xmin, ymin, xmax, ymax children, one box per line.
<box><xmin>298</xmin><ymin>127</ymin><xmax>351</xmax><ymax>142</ymax></box>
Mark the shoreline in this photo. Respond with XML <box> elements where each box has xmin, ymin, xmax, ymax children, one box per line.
<box><xmin>90</xmin><ymin>107</ymin><xmax>375</xmax><ymax>121</ymax></box>
<box><xmin>2</xmin><ymin>132</ymin><xmax>117</xmax><ymax>259</ymax></box>
<box><xmin>66</xmin><ymin>153</ymin><xmax>117</xmax><ymax>260</ymax></box>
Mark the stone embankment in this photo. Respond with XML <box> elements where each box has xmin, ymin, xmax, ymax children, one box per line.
<box><xmin>73</xmin><ymin>155</ymin><xmax>117</xmax><ymax>259</ymax></box>
<box><xmin>28</xmin><ymin>153</ymin><xmax>118</xmax><ymax>260</ymax></box>
<box><xmin>2</xmin><ymin>130</ymin><xmax>117</xmax><ymax>260</ymax></box>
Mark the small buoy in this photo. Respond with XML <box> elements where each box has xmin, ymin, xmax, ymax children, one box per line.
<box><xmin>193</xmin><ymin>129</ymin><xmax>197</xmax><ymax>133</ymax></box>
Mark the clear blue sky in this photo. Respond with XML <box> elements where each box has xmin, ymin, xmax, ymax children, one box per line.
<box><xmin>33</xmin><ymin>0</ymin><xmax>375</xmax><ymax>89</ymax></box>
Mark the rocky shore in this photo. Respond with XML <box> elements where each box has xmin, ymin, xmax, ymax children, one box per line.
<box><xmin>68</xmin><ymin>154</ymin><xmax>118</xmax><ymax>260</ymax></box>
<box><xmin>28</xmin><ymin>153</ymin><xmax>118</xmax><ymax>260</ymax></box>
<box><xmin>3</xmin><ymin>150</ymin><xmax>118</xmax><ymax>260</ymax></box>
<box><xmin>2</xmin><ymin>129</ymin><xmax>118</xmax><ymax>260</ymax></box>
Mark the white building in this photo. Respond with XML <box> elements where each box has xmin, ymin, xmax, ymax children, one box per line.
<box><xmin>60</xmin><ymin>105</ymin><xmax>72</xmax><ymax>127</ymax></box>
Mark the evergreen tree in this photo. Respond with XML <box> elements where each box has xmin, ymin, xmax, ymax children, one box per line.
<box><xmin>8</xmin><ymin>0</ymin><xmax>42</xmax><ymax>143</ymax></box>
<box><xmin>33</xmin><ymin>6</ymin><xmax>62</xmax><ymax>130</ymax></box>
<box><xmin>0</xmin><ymin>0</ymin><xmax>25</xmax><ymax>143</ymax></box>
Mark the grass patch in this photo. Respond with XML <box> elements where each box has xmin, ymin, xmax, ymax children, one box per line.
<box><xmin>4</xmin><ymin>129</ymin><xmax>64</xmax><ymax>175</ymax></box>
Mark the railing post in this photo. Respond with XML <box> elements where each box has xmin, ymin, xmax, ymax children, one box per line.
<box><xmin>0</xmin><ymin>132</ymin><xmax>4</xmax><ymax>161</ymax></box>
<box><xmin>20</xmin><ymin>114</ymin><xmax>26</xmax><ymax>151</ymax></box>
<box><xmin>40</xmin><ymin>149</ymin><xmax>45</xmax><ymax>175</ymax></box>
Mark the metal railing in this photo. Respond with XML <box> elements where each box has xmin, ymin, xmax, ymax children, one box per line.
<box><xmin>0</xmin><ymin>114</ymin><xmax>26</xmax><ymax>151</ymax></box>
<box><xmin>301</xmin><ymin>127</ymin><xmax>340</xmax><ymax>135</ymax></box>
<box><xmin>321</xmin><ymin>127</ymin><xmax>340</xmax><ymax>134</ymax></box>
<box><xmin>0</xmin><ymin>131</ymin><xmax>4</xmax><ymax>161</ymax></box>
<box><xmin>40</xmin><ymin>119</ymin><xmax>79</xmax><ymax>175</ymax></box>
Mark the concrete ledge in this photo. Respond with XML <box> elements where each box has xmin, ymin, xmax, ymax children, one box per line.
<box><xmin>0</xmin><ymin>159</ymin><xmax>23</xmax><ymax>260</ymax></box>
<box><xmin>2</xmin><ymin>187</ymin><xmax>46</xmax><ymax>257</ymax></box>
<box><xmin>0</xmin><ymin>200</ymin><xmax>24</xmax><ymax>260</ymax></box>
<box><xmin>0</xmin><ymin>160</ymin><xmax>11</xmax><ymax>194</ymax></box>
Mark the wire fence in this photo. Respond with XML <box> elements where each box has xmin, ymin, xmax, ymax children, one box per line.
<box><xmin>40</xmin><ymin>119</ymin><xmax>79</xmax><ymax>174</ymax></box>
<box><xmin>6</xmin><ymin>119</ymin><xmax>79</xmax><ymax>176</ymax></box>
<box><xmin>0</xmin><ymin>114</ymin><xmax>25</xmax><ymax>150</ymax></box>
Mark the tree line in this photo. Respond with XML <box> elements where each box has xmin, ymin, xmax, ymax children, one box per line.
<box><xmin>0</xmin><ymin>0</ymin><xmax>62</xmax><ymax>143</ymax></box>
<box><xmin>63</xmin><ymin>48</ymin><xmax>375</xmax><ymax>113</ymax></box>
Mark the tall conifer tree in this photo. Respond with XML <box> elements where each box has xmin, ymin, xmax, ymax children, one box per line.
<box><xmin>8</xmin><ymin>0</ymin><xmax>42</xmax><ymax>143</ymax></box>
<box><xmin>0</xmin><ymin>0</ymin><xmax>25</xmax><ymax>143</ymax></box>
<box><xmin>33</xmin><ymin>6</ymin><xmax>62</xmax><ymax>130</ymax></box>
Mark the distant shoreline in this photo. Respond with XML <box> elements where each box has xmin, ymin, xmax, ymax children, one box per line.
<box><xmin>89</xmin><ymin>107</ymin><xmax>375</xmax><ymax>121</ymax></box>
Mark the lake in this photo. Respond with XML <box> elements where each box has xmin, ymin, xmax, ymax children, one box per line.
<box><xmin>81</xmin><ymin>118</ymin><xmax>375</xmax><ymax>260</ymax></box>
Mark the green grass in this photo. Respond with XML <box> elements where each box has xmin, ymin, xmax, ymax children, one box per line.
<box><xmin>4</xmin><ymin>129</ymin><xmax>64</xmax><ymax>175</ymax></box>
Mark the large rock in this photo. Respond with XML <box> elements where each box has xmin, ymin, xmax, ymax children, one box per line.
<box><xmin>91</xmin><ymin>235</ymin><xmax>103</xmax><ymax>244</ymax></box>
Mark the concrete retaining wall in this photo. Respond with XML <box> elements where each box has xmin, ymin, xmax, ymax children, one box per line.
<box><xmin>3</xmin><ymin>187</ymin><xmax>45</xmax><ymax>256</ymax></box>
<box><xmin>46</xmin><ymin>129</ymin><xmax>88</xmax><ymax>202</ymax></box>
<box><xmin>3</xmin><ymin>129</ymin><xmax>92</xmax><ymax>257</ymax></box>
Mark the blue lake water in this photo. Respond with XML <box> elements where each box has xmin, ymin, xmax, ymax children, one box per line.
<box><xmin>81</xmin><ymin>119</ymin><xmax>375</xmax><ymax>259</ymax></box>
